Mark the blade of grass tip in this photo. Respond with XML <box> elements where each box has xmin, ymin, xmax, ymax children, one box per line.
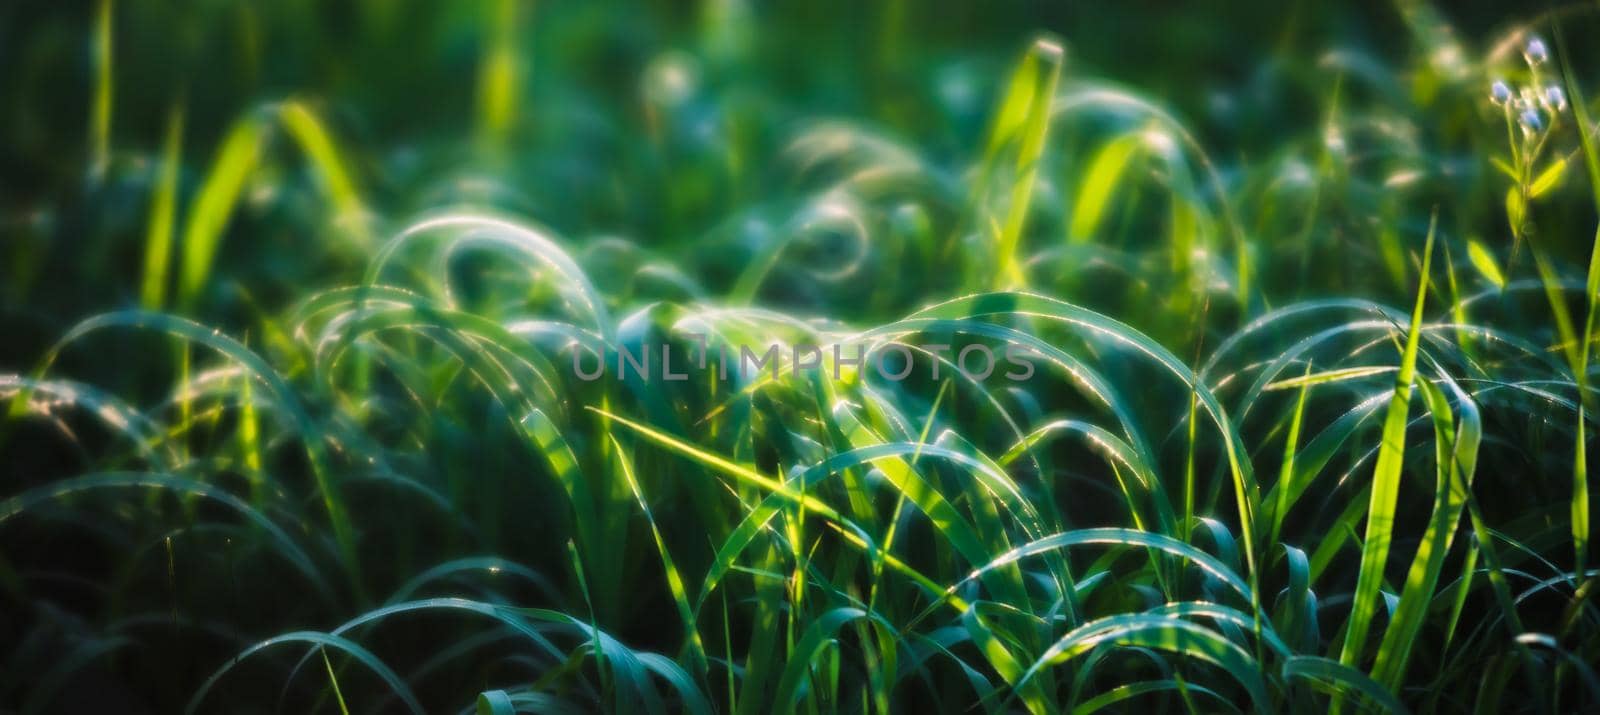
<box><xmin>991</xmin><ymin>37</ymin><xmax>1064</xmax><ymax>290</ymax></box>
<box><xmin>1558</xmin><ymin>25</ymin><xmax>1599</xmax><ymax>579</ymax></box>
<box><xmin>90</xmin><ymin>0</ymin><xmax>113</xmax><ymax>178</ymax></box>
<box><xmin>1338</xmin><ymin>211</ymin><xmax>1435</xmax><ymax>677</ymax></box>
<box><xmin>141</xmin><ymin>103</ymin><xmax>183</xmax><ymax>310</ymax></box>
<box><xmin>478</xmin><ymin>690</ymin><xmax>516</xmax><ymax>715</ymax></box>
<box><xmin>179</xmin><ymin>113</ymin><xmax>266</xmax><ymax>309</ymax></box>
<box><xmin>1465</xmin><ymin>238</ymin><xmax>1506</xmax><ymax>290</ymax></box>
<box><xmin>278</xmin><ymin>100</ymin><xmax>369</xmax><ymax>245</ymax></box>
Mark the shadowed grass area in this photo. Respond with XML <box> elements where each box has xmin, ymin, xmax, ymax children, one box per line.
<box><xmin>3</xmin><ymin>1</ymin><xmax>1600</xmax><ymax>713</ymax></box>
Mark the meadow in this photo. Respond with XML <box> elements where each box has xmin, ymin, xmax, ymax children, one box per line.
<box><xmin>2</xmin><ymin>1</ymin><xmax>1599</xmax><ymax>712</ymax></box>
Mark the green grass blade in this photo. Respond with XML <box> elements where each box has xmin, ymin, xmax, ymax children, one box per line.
<box><xmin>609</xmin><ymin>435</ymin><xmax>709</xmax><ymax>681</ymax></box>
<box><xmin>1283</xmin><ymin>655</ymin><xmax>1408</xmax><ymax>714</ymax></box>
<box><xmin>1016</xmin><ymin>614</ymin><xmax>1268</xmax><ymax>713</ymax></box>
<box><xmin>1338</xmin><ymin>212</ymin><xmax>1435</xmax><ymax>670</ymax></box>
<box><xmin>1559</xmin><ymin>28</ymin><xmax>1600</xmax><ymax>578</ymax></box>
<box><xmin>141</xmin><ymin>104</ymin><xmax>183</xmax><ymax>309</ymax></box>
<box><xmin>989</xmin><ymin>37</ymin><xmax>1064</xmax><ymax>289</ymax></box>
<box><xmin>1371</xmin><ymin>376</ymin><xmax>1480</xmax><ymax>691</ymax></box>
<box><xmin>89</xmin><ymin>0</ymin><xmax>113</xmax><ymax>177</ymax></box>
<box><xmin>1069</xmin><ymin>132</ymin><xmax>1141</xmax><ymax>243</ymax></box>
<box><xmin>1268</xmin><ymin>365</ymin><xmax>1313</xmax><ymax>547</ymax></box>
<box><xmin>477</xmin><ymin>0</ymin><xmax>523</xmax><ymax>147</ymax></box>
<box><xmin>179</xmin><ymin>114</ymin><xmax>266</xmax><ymax>309</ymax></box>
<box><xmin>278</xmin><ymin>100</ymin><xmax>369</xmax><ymax>244</ymax></box>
<box><xmin>186</xmin><ymin>631</ymin><xmax>423</xmax><ymax>715</ymax></box>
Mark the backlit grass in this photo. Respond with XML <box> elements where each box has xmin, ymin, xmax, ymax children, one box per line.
<box><xmin>3</xmin><ymin>2</ymin><xmax>1599</xmax><ymax>713</ymax></box>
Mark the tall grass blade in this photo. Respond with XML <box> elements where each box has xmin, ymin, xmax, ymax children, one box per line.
<box><xmin>1338</xmin><ymin>212</ymin><xmax>1435</xmax><ymax>672</ymax></box>
<box><xmin>987</xmin><ymin>37</ymin><xmax>1064</xmax><ymax>289</ymax></box>
<box><xmin>141</xmin><ymin>105</ymin><xmax>184</xmax><ymax>309</ymax></box>
<box><xmin>89</xmin><ymin>0</ymin><xmax>113</xmax><ymax>178</ymax></box>
<box><xmin>1371</xmin><ymin>376</ymin><xmax>1480</xmax><ymax>691</ymax></box>
<box><xmin>1559</xmin><ymin>28</ymin><xmax>1600</xmax><ymax>579</ymax></box>
<box><xmin>179</xmin><ymin>115</ymin><xmax>266</xmax><ymax>309</ymax></box>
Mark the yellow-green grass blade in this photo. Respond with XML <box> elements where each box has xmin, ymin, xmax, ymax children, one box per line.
<box><xmin>90</xmin><ymin>0</ymin><xmax>113</xmax><ymax>178</ymax></box>
<box><xmin>1264</xmin><ymin>366</ymin><xmax>1396</xmax><ymax>391</ymax></box>
<box><xmin>476</xmin><ymin>0</ymin><xmax>523</xmax><ymax>147</ymax></box>
<box><xmin>1338</xmin><ymin>213</ymin><xmax>1434</xmax><ymax>671</ymax></box>
<box><xmin>610</xmin><ymin>434</ymin><xmax>709</xmax><ymax>681</ymax></box>
<box><xmin>591</xmin><ymin>405</ymin><xmax>955</xmax><ymax>612</ymax></box>
<box><xmin>989</xmin><ymin>37</ymin><xmax>1065</xmax><ymax>289</ymax></box>
<box><xmin>1465</xmin><ymin>238</ymin><xmax>1505</xmax><ymax>291</ymax></box>
<box><xmin>1371</xmin><ymin>376</ymin><xmax>1480</xmax><ymax>691</ymax></box>
<box><xmin>1268</xmin><ymin>365</ymin><xmax>1313</xmax><ymax>547</ymax></box>
<box><xmin>320</xmin><ymin>647</ymin><xmax>351</xmax><ymax>715</ymax></box>
<box><xmin>1069</xmin><ymin>132</ymin><xmax>1141</xmax><ymax>243</ymax></box>
<box><xmin>278</xmin><ymin>100</ymin><xmax>370</xmax><ymax>245</ymax></box>
<box><xmin>1559</xmin><ymin>29</ymin><xmax>1599</xmax><ymax>578</ymax></box>
<box><xmin>141</xmin><ymin>104</ymin><xmax>183</xmax><ymax>309</ymax></box>
<box><xmin>179</xmin><ymin>114</ymin><xmax>267</xmax><ymax>309</ymax></box>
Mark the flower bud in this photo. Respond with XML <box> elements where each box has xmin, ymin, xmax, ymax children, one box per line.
<box><xmin>1519</xmin><ymin>107</ymin><xmax>1544</xmax><ymax>134</ymax></box>
<box><xmin>1525</xmin><ymin>37</ymin><xmax>1549</xmax><ymax>65</ymax></box>
<box><xmin>1545</xmin><ymin>84</ymin><xmax>1567</xmax><ymax>111</ymax></box>
<box><xmin>1490</xmin><ymin>80</ymin><xmax>1512</xmax><ymax>104</ymax></box>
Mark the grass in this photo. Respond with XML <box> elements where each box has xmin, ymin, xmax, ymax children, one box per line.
<box><xmin>3</xmin><ymin>1</ymin><xmax>1600</xmax><ymax>712</ymax></box>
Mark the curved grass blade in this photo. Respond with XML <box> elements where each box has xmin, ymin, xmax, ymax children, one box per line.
<box><xmin>1283</xmin><ymin>655</ymin><xmax>1408</xmax><ymax>714</ymax></box>
<box><xmin>185</xmin><ymin>631</ymin><xmax>423</xmax><ymax>715</ymax></box>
